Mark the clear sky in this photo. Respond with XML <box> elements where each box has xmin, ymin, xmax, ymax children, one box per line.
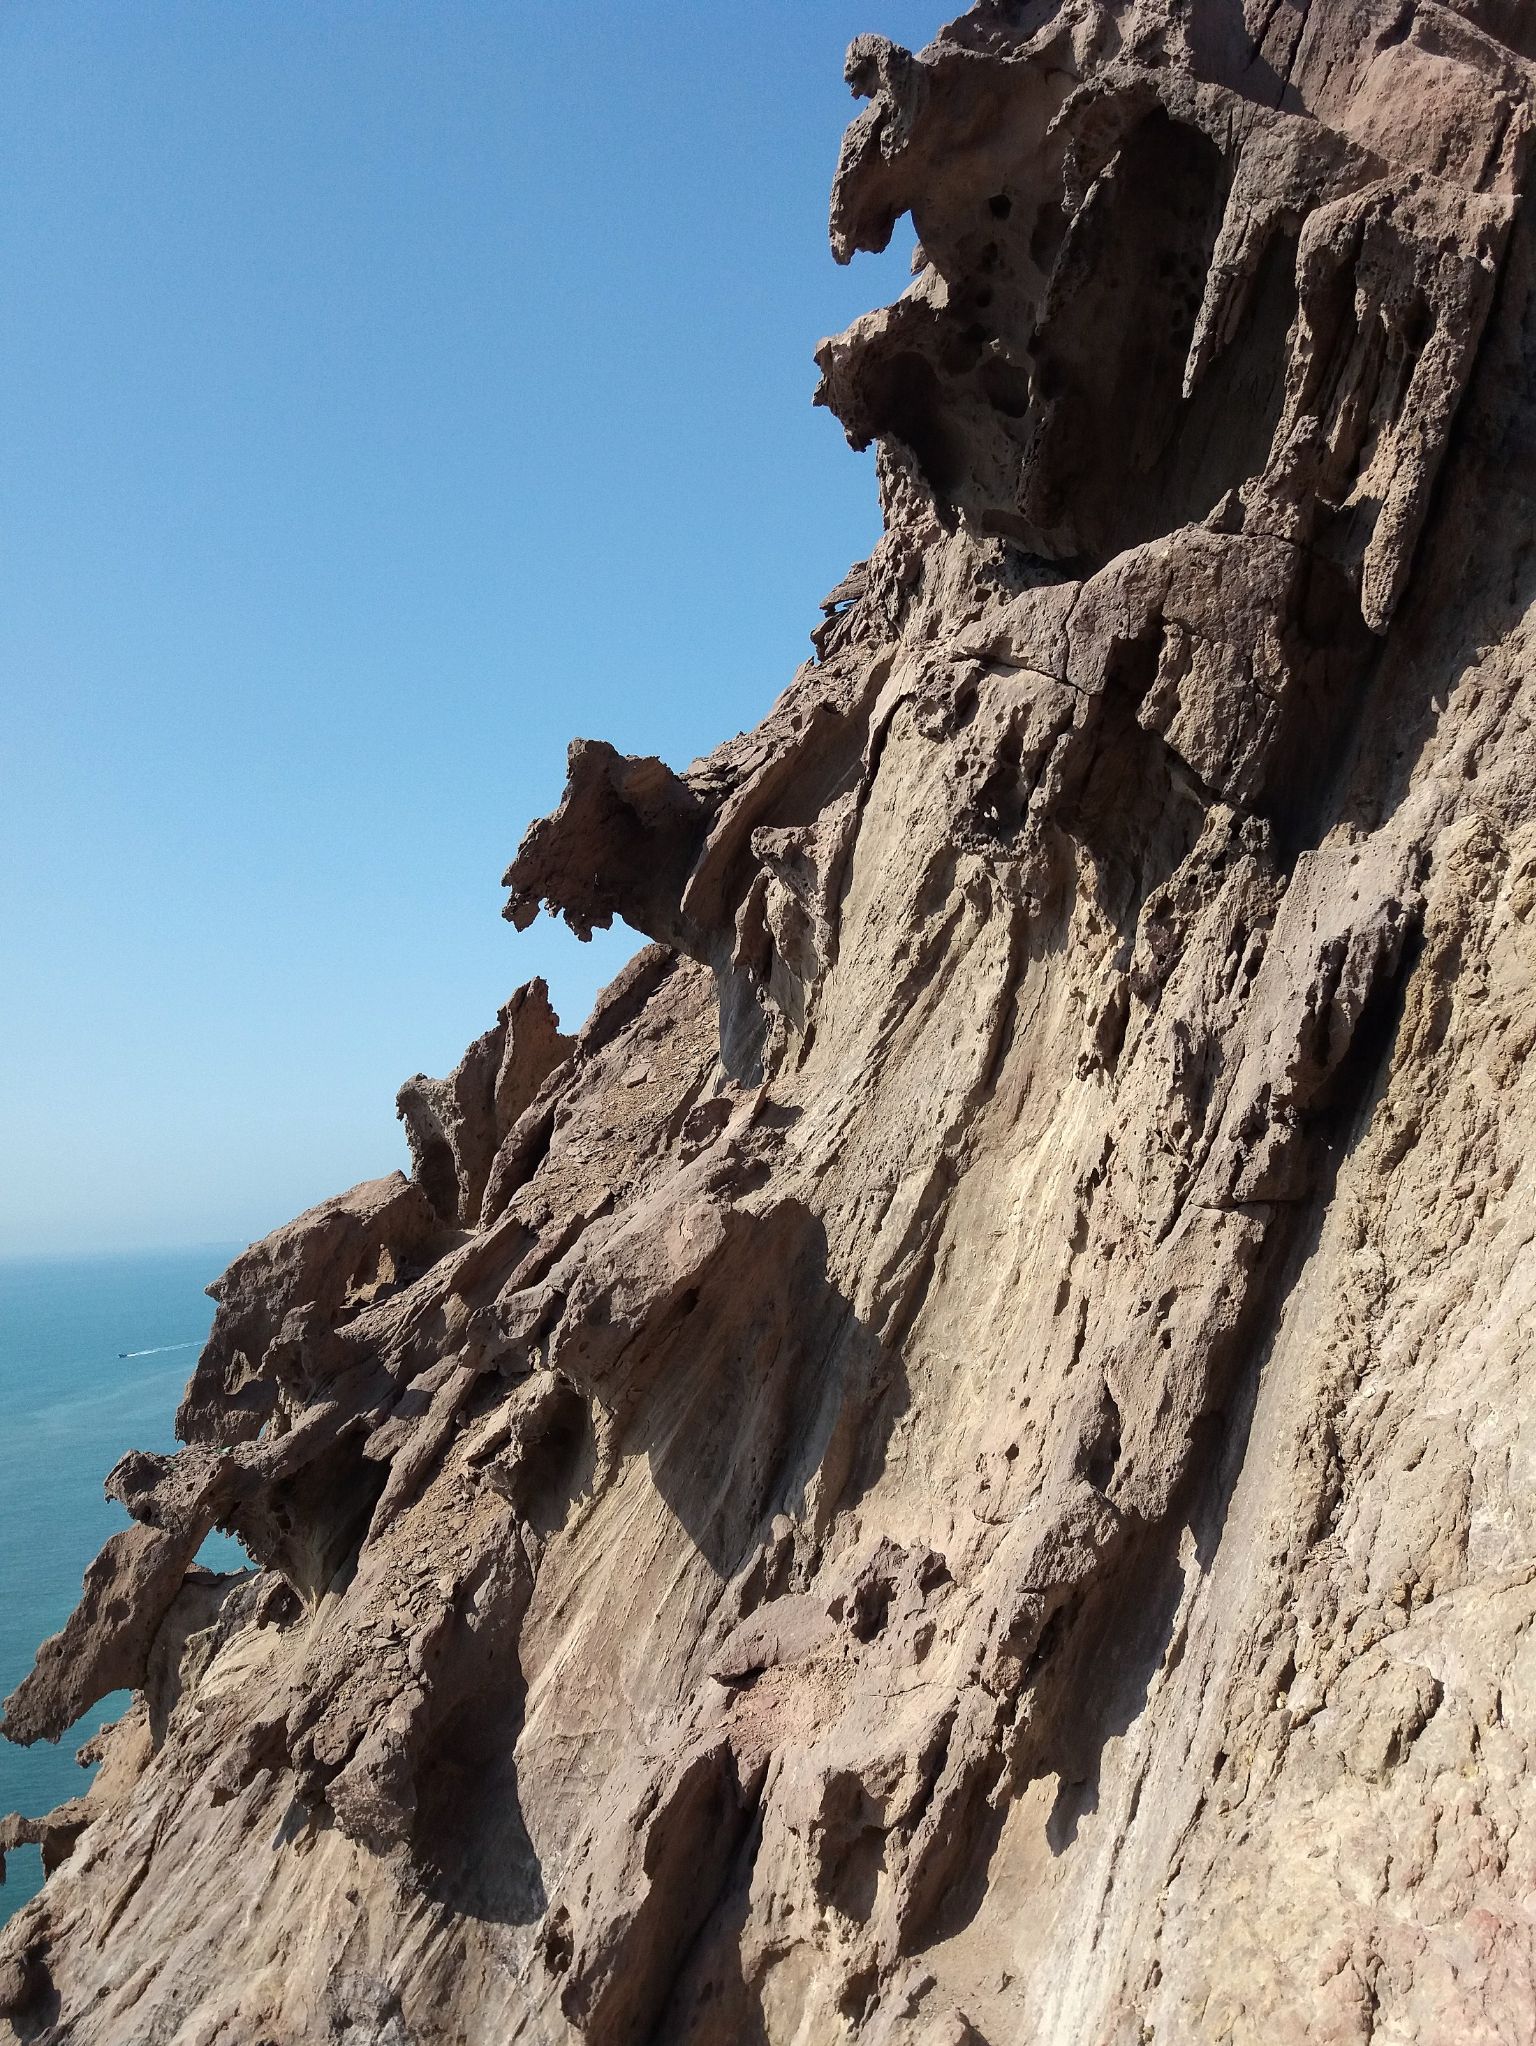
<box><xmin>1</xmin><ymin>0</ymin><xmax>934</xmax><ymax>1255</ymax></box>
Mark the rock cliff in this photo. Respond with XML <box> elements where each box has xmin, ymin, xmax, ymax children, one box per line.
<box><xmin>6</xmin><ymin>3</ymin><xmax>1536</xmax><ymax>2040</ymax></box>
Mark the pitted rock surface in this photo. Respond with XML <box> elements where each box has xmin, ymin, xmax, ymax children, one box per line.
<box><xmin>6</xmin><ymin>5</ymin><xmax>1536</xmax><ymax>2041</ymax></box>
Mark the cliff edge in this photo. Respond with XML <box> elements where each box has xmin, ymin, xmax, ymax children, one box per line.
<box><xmin>5</xmin><ymin>3</ymin><xmax>1536</xmax><ymax>2040</ymax></box>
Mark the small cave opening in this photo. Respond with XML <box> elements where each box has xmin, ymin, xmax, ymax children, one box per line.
<box><xmin>517</xmin><ymin>1378</ymin><xmax>596</xmax><ymax>1540</ymax></box>
<box><xmin>233</xmin><ymin>1445</ymin><xmax>392</xmax><ymax>1604</ymax></box>
<box><xmin>1014</xmin><ymin>111</ymin><xmax>1298</xmax><ymax>564</ymax></box>
<box><xmin>856</xmin><ymin>348</ymin><xmax>969</xmax><ymax>500</ymax></box>
<box><xmin>1082</xmin><ymin>1381</ymin><xmax>1124</xmax><ymax>1495</ymax></box>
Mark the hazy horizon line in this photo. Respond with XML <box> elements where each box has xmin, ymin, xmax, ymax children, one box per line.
<box><xmin>0</xmin><ymin>1239</ymin><xmax>250</xmax><ymax>1266</ymax></box>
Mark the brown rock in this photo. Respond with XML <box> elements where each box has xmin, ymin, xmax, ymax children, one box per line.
<box><xmin>397</xmin><ymin>977</ymin><xmax>574</xmax><ymax>1226</ymax></box>
<box><xmin>7</xmin><ymin>5</ymin><xmax>1536</xmax><ymax>2042</ymax></box>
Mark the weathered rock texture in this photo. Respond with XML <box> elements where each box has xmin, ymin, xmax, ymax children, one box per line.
<box><xmin>6</xmin><ymin>3</ymin><xmax>1536</xmax><ymax>2039</ymax></box>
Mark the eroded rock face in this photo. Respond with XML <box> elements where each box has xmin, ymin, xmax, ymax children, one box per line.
<box><xmin>6</xmin><ymin>4</ymin><xmax>1536</xmax><ymax>2040</ymax></box>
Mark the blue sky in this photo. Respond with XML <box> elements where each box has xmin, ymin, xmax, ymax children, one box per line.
<box><xmin>1</xmin><ymin>1</ymin><xmax>933</xmax><ymax>1253</ymax></box>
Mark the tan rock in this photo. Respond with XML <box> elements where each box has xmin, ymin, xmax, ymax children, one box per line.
<box><xmin>7</xmin><ymin>4</ymin><xmax>1536</xmax><ymax>2040</ymax></box>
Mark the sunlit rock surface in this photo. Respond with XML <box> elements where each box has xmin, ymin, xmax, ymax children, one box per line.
<box><xmin>6</xmin><ymin>3</ymin><xmax>1536</xmax><ymax>2039</ymax></box>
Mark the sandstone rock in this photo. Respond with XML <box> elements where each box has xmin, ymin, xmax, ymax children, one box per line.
<box><xmin>0</xmin><ymin>1526</ymin><xmax>203</xmax><ymax>1748</ymax></box>
<box><xmin>397</xmin><ymin>977</ymin><xmax>573</xmax><ymax>1228</ymax></box>
<box><xmin>6</xmin><ymin>4</ymin><xmax>1536</xmax><ymax>2040</ymax></box>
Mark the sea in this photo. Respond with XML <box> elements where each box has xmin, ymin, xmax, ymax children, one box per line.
<box><xmin>0</xmin><ymin>1245</ymin><xmax>245</xmax><ymax>1924</ymax></box>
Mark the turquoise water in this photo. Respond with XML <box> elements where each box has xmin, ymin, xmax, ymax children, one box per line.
<box><xmin>0</xmin><ymin>1246</ymin><xmax>243</xmax><ymax>1922</ymax></box>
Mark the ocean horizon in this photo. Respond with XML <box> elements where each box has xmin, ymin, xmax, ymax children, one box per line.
<box><xmin>0</xmin><ymin>1243</ymin><xmax>246</xmax><ymax>1922</ymax></box>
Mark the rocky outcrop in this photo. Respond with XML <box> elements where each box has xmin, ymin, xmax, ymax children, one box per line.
<box><xmin>5</xmin><ymin>3</ymin><xmax>1536</xmax><ymax>2040</ymax></box>
<box><xmin>396</xmin><ymin>979</ymin><xmax>574</xmax><ymax>1230</ymax></box>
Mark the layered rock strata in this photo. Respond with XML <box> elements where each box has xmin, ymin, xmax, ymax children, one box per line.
<box><xmin>6</xmin><ymin>2</ymin><xmax>1536</xmax><ymax>2040</ymax></box>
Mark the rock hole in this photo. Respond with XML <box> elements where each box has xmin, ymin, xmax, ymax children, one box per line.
<box><xmin>1084</xmin><ymin>1384</ymin><xmax>1123</xmax><ymax>1492</ymax></box>
<box><xmin>543</xmin><ymin>1909</ymin><xmax>573</xmax><ymax>1975</ymax></box>
<box><xmin>1024</xmin><ymin>1599</ymin><xmax>1073</xmax><ymax>1681</ymax></box>
<box><xmin>978</xmin><ymin>356</ymin><xmax>1034</xmax><ymax>418</ymax></box>
<box><xmin>858</xmin><ymin>352</ymin><xmax>968</xmax><ymax>498</ymax></box>
<box><xmin>849</xmin><ymin>1574</ymin><xmax>895</xmax><ymax>1642</ymax></box>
